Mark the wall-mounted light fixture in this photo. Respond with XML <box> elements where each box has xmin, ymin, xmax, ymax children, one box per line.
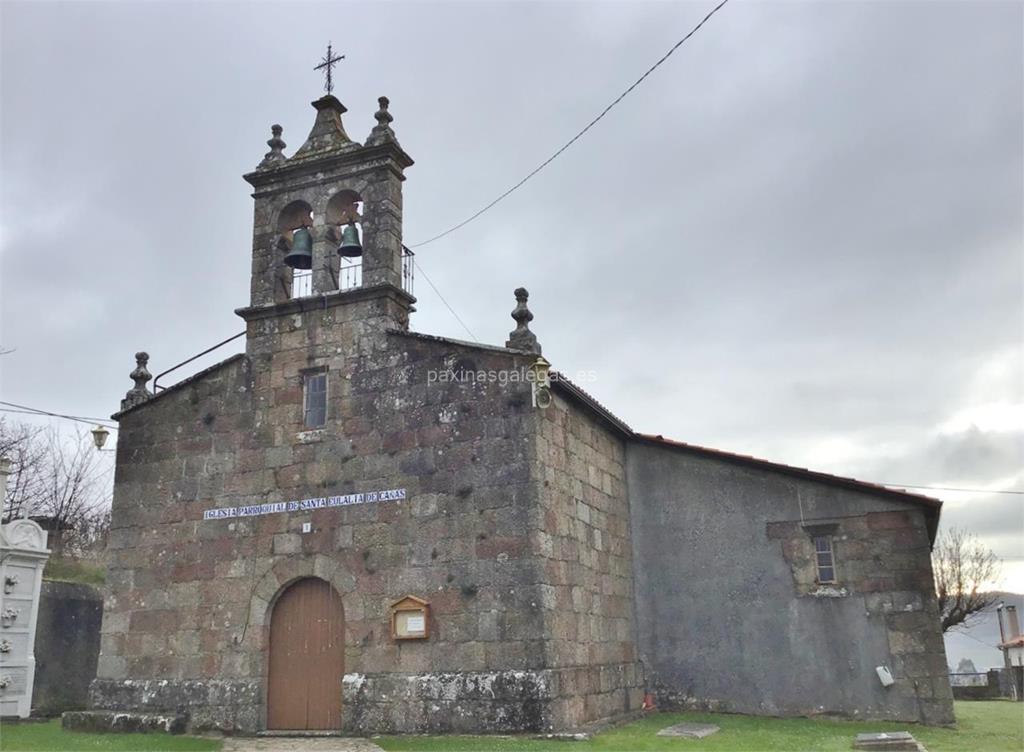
<box><xmin>530</xmin><ymin>356</ymin><xmax>552</xmax><ymax>409</ymax></box>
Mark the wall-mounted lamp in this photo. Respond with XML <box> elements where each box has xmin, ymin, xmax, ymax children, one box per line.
<box><xmin>91</xmin><ymin>425</ymin><xmax>111</xmax><ymax>451</ymax></box>
<box><xmin>529</xmin><ymin>356</ymin><xmax>552</xmax><ymax>409</ymax></box>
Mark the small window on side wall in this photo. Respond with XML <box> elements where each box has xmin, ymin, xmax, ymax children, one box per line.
<box><xmin>303</xmin><ymin>372</ymin><xmax>327</xmax><ymax>428</ymax></box>
<box><xmin>813</xmin><ymin>535</ymin><xmax>836</xmax><ymax>583</ymax></box>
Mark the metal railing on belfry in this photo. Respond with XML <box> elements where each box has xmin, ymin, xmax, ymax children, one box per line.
<box><xmin>402</xmin><ymin>245</ymin><xmax>415</xmax><ymax>295</ymax></box>
<box><xmin>339</xmin><ymin>258</ymin><xmax>362</xmax><ymax>291</ymax></box>
<box><xmin>292</xmin><ymin>268</ymin><xmax>313</xmax><ymax>298</ymax></box>
<box><xmin>152</xmin><ymin>331</ymin><xmax>247</xmax><ymax>392</ymax></box>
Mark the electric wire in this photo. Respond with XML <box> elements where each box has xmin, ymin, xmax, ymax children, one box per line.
<box><xmin>954</xmin><ymin>629</ymin><xmax>1002</xmax><ymax>650</ymax></box>
<box><xmin>412</xmin><ymin>259</ymin><xmax>479</xmax><ymax>342</ymax></box>
<box><xmin>408</xmin><ymin>0</ymin><xmax>732</xmax><ymax>249</ymax></box>
<box><xmin>881</xmin><ymin>483</ymin><xmax>1023</xmax><ymax>496</ymax></box>
<box><xmin>0</xmin><ymin>401</ymin><xmax>117</xmax><ymax>430</ymax></box>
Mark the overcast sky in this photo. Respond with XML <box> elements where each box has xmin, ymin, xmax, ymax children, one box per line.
<box><xmin>1</xmin><ymin>1</ymin><xmax>1021</xmax><ymax>588</ymax></box>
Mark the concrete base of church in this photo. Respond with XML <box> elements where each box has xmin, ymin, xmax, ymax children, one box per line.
<box><xmin>88</xmin><ymin>664</ymin><xmax>644</xmax><ymax>735</ymax></box>
<box><xmin>89</xmin><ymin>679</ymin><xmax>263</xmax><ymax>733</ymax></box>
<box><xmin>343</xmin><ymin>670</ymin><xmax>550</xmax><ymax>734</ymax></box>
<box><xmin>344</xmin><ymin>664</ymin><xmax>644</xmax><ymax>734</ymax></box>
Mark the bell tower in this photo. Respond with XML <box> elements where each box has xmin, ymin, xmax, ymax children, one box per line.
<box><xmin>237</xmin><ymin>88</ymin><xmax>415</xmax><ymax>332</ymax></box>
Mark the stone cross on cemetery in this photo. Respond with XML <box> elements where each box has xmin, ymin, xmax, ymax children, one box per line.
<box><xmin>315</xmin><ymin>42</ymin><xmax>345</xmax><ymax>95</ymax></box>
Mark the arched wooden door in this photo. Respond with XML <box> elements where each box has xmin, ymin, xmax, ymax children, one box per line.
<box><xmin>267</xmin><ymin>577</ymin><xmax>345</xmax><ymax>730</ymax></box>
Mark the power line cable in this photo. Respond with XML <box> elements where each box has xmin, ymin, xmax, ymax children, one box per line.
<box><xmin>954</xmin><ymin>629</ymin><xmax>1001</xmax><ymax>650</ymax></box>
<box><xmin>408</xmin><ymin>0</ymin><xmax>732</xmax><ymax>249</ymax></box>
<box><xmin>413</xmin><ymin>259</ymin><xmax>479</xmax><ymax>342</ymax></box>
<box><xmin>0</xmin><ymin>401</ymin><xmax>117</xmax><ymax>430</ymax></box>
<box><xmin>881</xmin><ymin>483</ymin><xmax>1023</xmax><ymax>496</ymax></box>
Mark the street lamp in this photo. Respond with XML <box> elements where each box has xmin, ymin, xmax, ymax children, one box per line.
<box><xmin>91</xmin><ymin>425</ymin><xmax>111</xmax><ymax>451</ymax></box>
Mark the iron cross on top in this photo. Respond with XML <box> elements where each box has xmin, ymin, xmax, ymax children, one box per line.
<box><xmin>315</xmin><ymin>42</ymin><xmax>345</xmax><ymax>95</ymax></box>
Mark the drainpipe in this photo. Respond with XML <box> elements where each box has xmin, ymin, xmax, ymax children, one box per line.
<box><xmin>997</xmin><ymin>604</ymin><xmax>1019</xmax><ymax>701</ymax></box>
<box><xmin>1007</xmin><ymin>606</ymin><xmax>1022</xmax><ymax>701</ymax></box>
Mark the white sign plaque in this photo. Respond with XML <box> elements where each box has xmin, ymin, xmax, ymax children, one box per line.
<box><xmin>405</xmin><ymin>614</ymin><xmax>425</xmax><ymax>634</ymax></box>
<box><xmin>202</xmin><ymin>488</ymin><xmax>407</xmax><ymax>522</ymax></box>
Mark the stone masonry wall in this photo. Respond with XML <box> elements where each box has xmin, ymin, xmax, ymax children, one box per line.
<box><xmin>95</xmin><ymin>306</ymin><xmax>560</xmax><ymax>734</ymax></box>
<box><xmin>628</xmin><ymin>441</ymin><xmax>953</xmax><ymax>726</ymax></box>
<box><xmin>766</xmin><ymin>509</ymin><xmax>953</xmax><ymax>724</ymax></box>
<box><xmin>534</xmin><ymin>393</ymin><xmax>643</xmax><ymax>729</ymax></box>
<box><xmin>96</xmin><ymin>354</ymin><xmax>263</xmax><ymax>729</ymax></box>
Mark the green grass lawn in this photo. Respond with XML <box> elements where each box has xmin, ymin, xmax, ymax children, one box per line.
<box><xmin>375</xmin><ymin>701</ymin><xmax>1024</xmax><ymax>752</ymax></box>
<box><xmin>0</xmin><ymin>702</ymin><xmax>1019</xmax><ymax>751</ymax></box>
<box><xmin>0</xmin><ymin>720</ymin><xmax>220</xmax><ymax>752</ymax></box>
<box><xmin>42</xmin><ymin>558</ymin><xmax>106</xmax><ymax>586</ymax></box>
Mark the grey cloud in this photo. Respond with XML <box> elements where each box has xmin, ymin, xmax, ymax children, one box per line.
<box><xmin>877</xmin><ymin>428</ymin><xmax>1023</xmax><ymax>486</ymax></box>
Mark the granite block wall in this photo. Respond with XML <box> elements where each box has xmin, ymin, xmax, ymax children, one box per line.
<box><xmin>95</xmin><ymin>307</ymin><xmax>573</xmax><ymax>733</ymax></box>
<box><xmin>534</xmin><ymin>393</ymin><xmax>643</xmax><ymax>729</ymax></box>
<box><xmin>766</xmin><ymin>510</ymin><xmax>953</xmax><ymax>724</ymax></box>
<box><xmin>627</xmin><ymin>440</ymin><xmax>954</xmax><ymax>725</ymax></box>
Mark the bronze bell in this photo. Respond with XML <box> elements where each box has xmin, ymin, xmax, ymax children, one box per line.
<box><xmin>337</xmin><ymin>222</ymin><xmax>362</xmax><ymax>258</ymax></box>
<box><xmin>284</xmin><ymin>227</ymin><xmax>314</xmax><ymax>269</ymax></box>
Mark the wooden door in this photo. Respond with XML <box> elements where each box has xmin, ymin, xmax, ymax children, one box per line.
<box><xmin>267</xmin><ymin>578</ymin><xmax>345</xmax><ymax>730</ymax></box>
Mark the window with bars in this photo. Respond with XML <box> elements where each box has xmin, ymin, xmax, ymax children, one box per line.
<box><xmin>303</xmin><ymin>372</ymin><xmax>327</xmax><ymax>428</ymax></box>
<box><xmin>813</xmin><ymin>535</ymin><xmax>836</xmax><ymax>583</ymax></box>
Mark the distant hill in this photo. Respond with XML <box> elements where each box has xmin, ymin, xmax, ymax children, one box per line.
<box><xmin>943</xmin><ymin>592</ymin><xmax>1024</xmax><ymax>672</ymax></box>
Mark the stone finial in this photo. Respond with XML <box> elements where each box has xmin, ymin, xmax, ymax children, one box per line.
<box><xmin>365</xmin><ymin>96</ymin><xmax>399</xmax><ymax>147</ymax></box>
<box><xmin>257</xmin><ymin>124</ymin><xmax>287</xmax><ymax>169</ymax></box>
<box><xmin>121</xmin><ymin>351</ymin><xmax>152</xmax><ymax>411</ymax></box>
<box><xmin>374</xmin><ymin>96</ymin><xmax>393</xmax><ymax>127</ymax></box>
<box><xmin>505</xmin><ymin>288</ymin><xmax>541</xmax><ymax>354</ymax></box>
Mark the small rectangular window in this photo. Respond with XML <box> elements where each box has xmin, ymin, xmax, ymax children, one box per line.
<box><xmin>303</xmin><ymin>372</ymin><xmax>327</xmax><ymax>428</ymax></box>
<box><xmin>813</xmin><ymin>535</ymin><xmax>836</xmax><ymax>583</ymax></box>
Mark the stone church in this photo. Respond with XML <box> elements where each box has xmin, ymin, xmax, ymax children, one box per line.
<box><xmin>84</xmin><ymin>84</ymin><xmax>954</xmax><ymax>735</ymax></box>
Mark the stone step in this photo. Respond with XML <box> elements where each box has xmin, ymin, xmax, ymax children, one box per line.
<box><xmin>853</xmin><ymin>731</ymin><xmax>925</xmax><ymax>751</ymax></box>
<box><xmin>61</xmin><ymin>710</ymin><xmax>188</xmax><ymax>735</ymax></box>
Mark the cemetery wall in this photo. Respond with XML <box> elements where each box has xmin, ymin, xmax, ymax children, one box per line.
<box><xmin>32</xmin><ymin>581</ymin><xmax>103</xmax><ymax>715</ymax></box>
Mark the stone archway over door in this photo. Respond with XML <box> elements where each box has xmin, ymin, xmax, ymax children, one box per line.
<box><xmin>267</xmin><ymin>578</ymin><xmax>345</xmax><ymax>730</ymax></box>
